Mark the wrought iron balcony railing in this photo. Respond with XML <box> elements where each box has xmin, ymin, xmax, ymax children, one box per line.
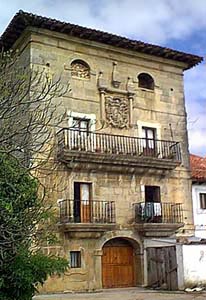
<box><xmin>59</xmin><ymin>199</ymin><xmax>116</xmax><ymax>224</ymax></box>
<box><xmin>133</xmin><ymin>202</ymin><xmax>183</xmax><ymax>224</ymax></box>
<box><xmin>57</xmin><ymin>128</ymin><xmax>181</xmax><ymax>161</ymax></box>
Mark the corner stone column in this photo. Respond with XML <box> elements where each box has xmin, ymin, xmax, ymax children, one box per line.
<box><xmin>93</xmin><ymin>249</ymin><xmax>103</xmax><ymax>290</ymax></box>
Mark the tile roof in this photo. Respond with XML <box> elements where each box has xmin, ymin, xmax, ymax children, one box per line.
<box><xmin>0</xmin><ymin>10</ymin><xmax>203</xmax><ymax>70</ymax></box>
<box><xmin>190</xmin><ymin>154</ymin><xmax>206</xmax><ymax>181</ymax></box>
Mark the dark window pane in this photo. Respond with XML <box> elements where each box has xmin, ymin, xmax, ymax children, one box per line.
<box><xmin>70</xmin><ymin>251</ymin><xmax>81</xmax><ymax>268</ymax></box>
<box><xmin>200</xmin><ymin>193</ymin><xmax>206</xmax><ymax>209</ymax></box>
<box><xmin>138</xmin><ymin>73</ymin><xmax>154</xmax><ymax>90</ymax></box>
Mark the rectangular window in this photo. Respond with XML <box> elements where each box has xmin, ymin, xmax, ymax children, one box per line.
<box><xmin>200</xmin><ymin>193</ymin><xmax>206</xmax><ymax>209</ymax></box>
<box><xmin>70</xmin><ymin>251</ymin><xmax>81</xmax><ymax>268</ymax></box>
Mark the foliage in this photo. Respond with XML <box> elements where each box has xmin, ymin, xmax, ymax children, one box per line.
<box><xmin>0</xmin><ymin>151</ymin><xmax>41</xmax><ymax>263</ymax></box>
<box><xmin>0</xmin><ymin>151</ymin><xmax>68</xmax><ymax>299</ymax></box>
<box><xmin>0</xmin><ymin>249</ymin><xmax>68</xmax><ymax>300</ymax></box>
<box><xmin>0</xmin><ymin>152</ymin><xmax>68</xmax><ymax>298</ymax></box>
<box><xmin>0</xmin><ymin>49</ymin><xmax>69</xmax><ymax>299</ymax></box>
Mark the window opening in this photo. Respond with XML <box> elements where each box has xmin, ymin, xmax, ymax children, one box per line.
<box><xmin>72</xmin><ymin>118</ymin><xmax>90</xmax><ymax>133</ymax></box>
<box><xmin>145</xmin><ymin>186</ymin><xmax>161</xmax><ymax>203</ymax></box>
<box><xmin>200</xmin><ymin>193</ymin><xmax>206</xmax><ymax>209</ymax></box>
<box><xmin>138</xmin><ymin>73</ymin><xmax>154</xmax><ymax>90</ymax></box>
<box><xmin>70</xmin><ymin>251</ymin><xmax>81</xmax><ymax>268</ymax></box>
<box><xmin>144</xmin><ymin>186</ymin><xmax>161</xmax><ymax>222</ymax></box>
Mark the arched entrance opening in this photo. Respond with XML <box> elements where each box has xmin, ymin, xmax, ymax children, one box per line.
<box><xmin>102</xmin><ymin>237</ymin><xmax>138</xmax><ymax>288</ymax></box>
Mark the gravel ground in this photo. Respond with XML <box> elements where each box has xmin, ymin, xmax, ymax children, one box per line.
<box><xmin>33</xmin><ymin>287</ymin><xmax>206</xmax><ymax>300</ymax></box>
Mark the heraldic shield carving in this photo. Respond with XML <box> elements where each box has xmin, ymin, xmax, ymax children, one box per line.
<box><xmin>105</xmin><ymin>96</ymin><xmax>129</xmax><ymax>128</ymax></box>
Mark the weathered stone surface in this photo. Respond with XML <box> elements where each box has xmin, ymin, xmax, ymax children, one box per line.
<box><xmin>16</xmin><ymin>27</ymin><xmax>194</xmax><ymax>293</ymax></box>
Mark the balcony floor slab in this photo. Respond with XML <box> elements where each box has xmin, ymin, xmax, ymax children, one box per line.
<box><xmin>58</xmin><ymin>150</ymin><xmax>180</xmax><ymax>174</ymax></box>
<box><xmin>134</xmin><ymin>223</ymin><xmax>184</xmax><ymax>237</ymax></box>
<box><xmin>58</xmin><ymin>223</ymin><xmax>117</xmax><ymax>238</ymax></box>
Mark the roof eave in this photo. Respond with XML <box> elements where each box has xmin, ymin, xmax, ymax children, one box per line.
<box><xmin>0</xmin><ymin>10</ymin><xmax>203</xmax><ymax>69</ymax></box>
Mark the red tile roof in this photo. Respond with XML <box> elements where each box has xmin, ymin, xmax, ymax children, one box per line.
<box><xmin>0</xmin><ymin>10</ymin><xmax>203</xmax><ymax>70</ymax></box>
<box><xmin>190</xmin><ymin>154</ymin><xmax>206</xmax><ymax>181</ymax></box>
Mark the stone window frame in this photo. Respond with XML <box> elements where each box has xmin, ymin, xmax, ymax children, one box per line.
<box><xmin>136</xmin><ymin>121</ymin><xmax>161</xmax><ymax>140</ymax></box>
<box><xmin>136</xmin><ymin>121</ymin><xmax>162</xmax><ymax>158</ymax></box>
<box><xmin>67</xmin><ymin>111</ymin><xmax>96</xmax><ymax>132</ymax></box>
<box><xmin>68</xmin><ymin>248</ymin><xmax>86</xmax><ymax>270</ymax></box>
<box><xmin>67</xmin><ymin>111</ymin><xmax>96</xmax><ymax>152</ymax></box>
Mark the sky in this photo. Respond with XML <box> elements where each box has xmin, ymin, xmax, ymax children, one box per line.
<box><xmin>0</xmin><ymin>0</ymin><xmax>205</xmax><ymax>156</ymax></box>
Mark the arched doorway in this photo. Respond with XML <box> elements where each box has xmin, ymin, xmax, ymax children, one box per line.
<box><xmin>102</xmin><ymin>238</ymin><xmax>135</xmax><ymax>288</ymax></box>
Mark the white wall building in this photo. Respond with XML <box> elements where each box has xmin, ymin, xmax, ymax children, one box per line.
<box><xmin>192</xmin><ymin>185</ymin><xmax>206</xmax><ymax>238</ymax></box>
<box><xmin>182</xmin><ymin>243</ymin><xmax>206</xmax><ymax>287</ymax></box>
<box><xmin>190</xmin><ymin>154</ymin><xmax>206</xmax><ymax>238</ymax></box>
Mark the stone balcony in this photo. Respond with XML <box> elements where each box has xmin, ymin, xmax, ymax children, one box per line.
<box><xmin>56</xmin><ymin>128</ymin><xmax>182</xmax><ymax>174</ymax></box>
<box><xmin>133</xmin><ymin>202</ymin><xmax>184</xmax><ymax>237</ymax></box>
<box><xmin>58</xmin><ymin>199</ymin><xmax>116</xmax><ymax>238</ymax></box>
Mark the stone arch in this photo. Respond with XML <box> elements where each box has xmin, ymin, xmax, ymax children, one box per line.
<box><xmin>98</xmin><ymin>230</ymin><xmax>142</xmax><ymax>250</ymax></box>
<box><xmin>138</xmin><ymin>72</ymin><xmax>154</xmax><ymax>90</ymax></box>
<box><xmin>71</xmin><ymin>59</ymin><xmax>90</xmax><ymax>79</ymax></box>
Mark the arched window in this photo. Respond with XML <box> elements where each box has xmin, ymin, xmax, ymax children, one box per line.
<box><xmin>138</xmin><ymin>73</ymin><xmax>154</xmax><ymax>90</ymax></box>
<box><xmin>71</xmin><ymin>59</ymin><xmax>90</xmax><ymax>79</ymax></box>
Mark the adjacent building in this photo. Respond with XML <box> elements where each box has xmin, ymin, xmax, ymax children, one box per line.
<box><xmin>0</xmin><ymin>11</ymin><xmax>203</xmax><ymax>292</ymax></box>
<box><xmin>190</xmin><ymin>154</ymin><xmax>206</xmax><ymax>238</ymax></box>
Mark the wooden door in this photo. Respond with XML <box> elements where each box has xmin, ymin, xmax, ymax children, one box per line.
<box><xmin>142</xmin><ymin>127</ymin><xmax>157</xmax><ymax>156</ymax></box>
<box><xmin>102</xmin><ymin>242</ymin><xmax>134</xmax><ymax>288</ymax></box>
<box><xmin>80</xmin><ymin>183</ymin><xmax>90</xmax><ymax>223</ymax></box>
<box><xmin>74</xmin><ymin>182</ymin><xmax>91</xmax><ymax>223</ymax></box>
<box><xmin>147</xmin><ymin>246</ymin><xmax>178</xmax><ymax>290</ymax></box>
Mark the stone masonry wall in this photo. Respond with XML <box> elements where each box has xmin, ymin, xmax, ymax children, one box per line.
<box><xmin>14</xmin><ymin>28</ymin><xmax>194</xmax><ymax>292</ymax></box>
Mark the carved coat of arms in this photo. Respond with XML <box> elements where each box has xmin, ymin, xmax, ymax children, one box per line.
<box><xmin>105</xmin><ymin>96</ymin><xmax>129</xmax><ymax>128</ymax></box>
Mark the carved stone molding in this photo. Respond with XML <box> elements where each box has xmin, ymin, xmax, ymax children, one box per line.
<box><xmin>126</xmin><ymin>76</ymin><xmax>135</xmax><ymax>93</ymax></box>
<box><xmin>71</xmin><ymin>60</ymin><xmax>90</xmax><ymax>79</ymax></box>
<box><xmin>98</xmin><ymin>71</ymin><xmax>135</xmax><ymax>128</ymax></box>
<box><xmin>105</xmin><ymin>96</ymin><xmax>129</xmax><ymax>128</ymax></box>
<box><xmin>112</xmin><ymin>61</ymin><xmax>121</xmax><ymax>88</ymax></box>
